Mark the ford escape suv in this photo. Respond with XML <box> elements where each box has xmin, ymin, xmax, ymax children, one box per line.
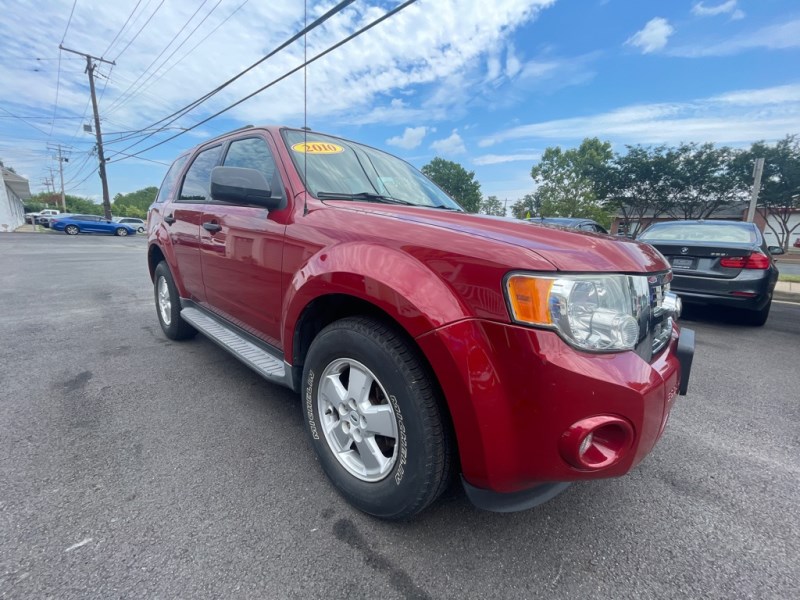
<box><xmin>147</xmin><ymin>125</ymin><xmax>694</xmax><ymax>519</ymax></box>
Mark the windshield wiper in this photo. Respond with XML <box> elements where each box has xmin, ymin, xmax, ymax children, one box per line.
<box><xmin>315</xmin><ymin>191</ymin><xmax>416</xmax><ymax>206</ymax></box>
<box><xmin>428</xmin><ymin>205</ymin><xmax>463</xmax><ymax>211</ymax></box>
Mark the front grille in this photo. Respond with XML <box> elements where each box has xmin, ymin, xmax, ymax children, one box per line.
<box><xmin>634</xmin><ymin>272</ymin><xmax>673</xmax><ymax>362</ymax></box>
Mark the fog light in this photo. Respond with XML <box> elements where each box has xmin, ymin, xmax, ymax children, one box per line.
<box><xmin>559</xmin><ymin>416</ymin><xmax>635</xmax><ymax>471</ymax></box>
<box><xmin>579</xmin><ymin>433</ymin><xmax>594</xmax><ymax>456</ymax></box>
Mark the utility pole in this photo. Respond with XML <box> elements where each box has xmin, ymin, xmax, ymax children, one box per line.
<box><xmin>59</xmin><ymin>45</ymin><xmax>116</xmax><ymax>220</ymax></box>
<box><xmin>746</xmin><ymin>157</ymin><xmax>765</xmax><ymax>223</ymax></box>
<box><xmin>57</xmin><ymin>146</ymin><xmax>67</xmax><ymax>212</ymax></box>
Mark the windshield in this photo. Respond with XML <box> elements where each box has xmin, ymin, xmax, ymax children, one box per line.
<box><xmin>639</xmin><ymin>222</ymin><xmax>756</xmax><ymax>243</ymax></box>
<box><xmin>282</xmin><ymin>129</ymin><xmax>462</xmax><ymax>210</ymax></box>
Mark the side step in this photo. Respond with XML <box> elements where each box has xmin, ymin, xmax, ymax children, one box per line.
<box><xmin>180</xmin><ymin>307</ymin><xmax>288</xmax><ymax>384</ymax></box>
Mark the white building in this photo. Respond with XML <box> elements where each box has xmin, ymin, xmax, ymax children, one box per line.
<box><xmin>0</xmin><ymin>166</ymin><xmax>31</xmax><ymax>232</ymax></box>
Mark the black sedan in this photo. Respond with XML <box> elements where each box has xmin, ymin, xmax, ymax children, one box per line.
<box><xmin>525</xmin><ymin>217</ymin><xmax>608</xmax><ymax>234</ymax></box>
<box><xmin>637</xmin><ymin>220</ymin><xmax>783</xmax><ymax>326</ymax></box>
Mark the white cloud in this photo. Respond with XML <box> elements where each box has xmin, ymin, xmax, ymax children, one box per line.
<box><xmin>473</xmin><ymin>153</ymin><xmax>540</xmax><ymax>165</ymax></box>
<box><xmin>670</xmin><ymin>19</ymin><xmax>800</xmax><ymax>57</ymax></box>
<box><xmin>626</xmin><ymin>17</ymin><xmax>674</xmax><ymax>54</ymax></box>
<box><xmin>386</xmin><ymin>126</ymin><xmax>430</xmax><ymax>150</ymax></box>
<box><xmin>691</xmin><ymin>1</ymin><xmax>741</xmax><ymax>18</ymax></box>
<box><xmin>0</xmin><ymin>0</ymin><xmax>559</xmax><ymax>187</ymax></box>
<box><xmin>479</xmin><ymin>84</ymin><xmax>800</xmax><ymax>147</ymax></box>
<box><xmin>430</xmin><ymin>130</ymin><xmax>466</xmax><ymax>155</ymax></box>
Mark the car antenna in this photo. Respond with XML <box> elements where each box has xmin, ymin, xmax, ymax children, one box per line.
<box><xmin>302</xmin><ymin>0</ymin><xmax>309</xmax><ymax>217</ymax></box>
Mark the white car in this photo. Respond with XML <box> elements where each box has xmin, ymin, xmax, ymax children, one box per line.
<box><xmin>112</xmin><ymin>217</ymin><xmax>145</xmax><ymax>233</ymax></box>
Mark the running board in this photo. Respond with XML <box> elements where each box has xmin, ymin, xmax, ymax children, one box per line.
<box><xmin>180</xmin><ymin>307</ymin><xmax>288</xmax><ymax>385</ymax></box>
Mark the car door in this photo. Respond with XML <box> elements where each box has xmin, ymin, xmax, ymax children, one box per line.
<box><xmin>78</xmin><ymin>215</ymin><xmax>102</xmax><ymax>232</ymax></box>
<box><xmin>167</xmin><ymin>145</ymin><xmax>223</xmax><ymax>302</ymax></box>
<box><xmin>198</xmin><ymin>134</ymin><xmax>290</xmax><ymax>348</ymax></box>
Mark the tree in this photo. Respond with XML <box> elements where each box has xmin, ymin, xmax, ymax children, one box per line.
<box><xmin>510</xmin><ymin>193</ymin><xmax>537</xmax><ymax>220</ymax></box>
<box><xmin>479</xmin><ymin>195</ymin><xmax>505</xmax><ymax>216</ymax></box>
<box><xmin>531</xmin><ymin>138</ymin><xmax>613</xmax><ymax>226</ymax></box>
<box><xmin>666</xmin><ymin>143</ymin><xmax>747</xmax><ymax>220</ymax></box>
<box><xmin>111</xmin><ymin>186</ymin><xmax>158</xmax><ymax>219</ymax></box>
<box><xmin>600</xmin><ymin>145</ymin><xmax>678</xmax><ymax>237</ymax></box>
<box><xmin>741</xmin><ymin>135</ymin><xmax>800</xmax><ymax>250</ymax></box>
<box><xmin>421</xmin><ymin>157</ymin><xmax>482</xmax><ymax>213</ymax></box>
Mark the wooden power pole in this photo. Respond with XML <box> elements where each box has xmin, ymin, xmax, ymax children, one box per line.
<box><xmin>59</xmin><ymin>45</ymin><xmax>116</xmax><ymax>219</ymax></box>
<box><xmin>746</xmin><ymin>158</ymin><xmax>765</xmax><ymax>223</ymax></box>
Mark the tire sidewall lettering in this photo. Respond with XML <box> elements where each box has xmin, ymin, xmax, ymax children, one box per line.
<box><xmin>305</xmin><ymin>369</ymin><xmax>319</xmax><ymax>439</ymax></box>
<box><xmin>388</xmin><ymin>394</ymin><xmax>407</xmax><ymax>485</ymax></box>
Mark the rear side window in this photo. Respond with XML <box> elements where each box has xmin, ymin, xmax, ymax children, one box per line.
<box><xmin>155</xmin><ymin>154</ymin><xmax>189</xmax><ymax>204</ymax></box>
<box><xmin>178</xmin><ymin>146</ymin><xmax>222</xmax><ymax>202</ymax></box>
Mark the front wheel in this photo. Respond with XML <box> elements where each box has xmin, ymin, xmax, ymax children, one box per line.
<box><xmin>153</xmin><ymin>261</ymin><xmax>196</xmax><ymax>340</ymax></box>
<box><xmin>302</xmin><ymin>316</ymin><xmax>453</xmax><ymax>520</ymax></box>
<box><xmin>64</xmin><ymin>224</ymin><xmax>79</xmax><ymax>235</ymax></box>
<box><xmin>115</xmin><ymin>227</ymin><xmax>129</xmax><ymax>236</ymax></box>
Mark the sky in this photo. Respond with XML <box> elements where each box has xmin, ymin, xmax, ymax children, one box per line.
<box><xmin>1</xmin><ymin>0</ymin><xmax>799</xmax><ymax>206</ymax></box>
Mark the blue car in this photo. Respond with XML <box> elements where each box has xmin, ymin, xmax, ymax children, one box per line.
<box><xmin>50</xmin><ymin>214</ymin><xmax>138</xmax><ymax>236</ymax></box>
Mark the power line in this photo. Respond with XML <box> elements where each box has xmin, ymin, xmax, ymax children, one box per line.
<box><xmin>105</xmin><ymin>0</ymin><xmax>213</xmax><ymax>115</ymax></box>
<box><xmin>127</xmin><ymin>0</ymin><xmax>249</xmax><ymax>107</ymax></box>
<box><xmin>0</xmin><ymin>106</ymin><xmax>51</xmax><ymax>136</ymax></box>
<box><xmin>113</xmin><ymin>0</ymin><xmax>166</xmax><ymax>62</ymax></box>
<box><xmin>106</xmin><ymin>0</ymin><xmax>357</xmax><ymax>152</ymax></box>
<box><xmin>61</xmin><ymin>0</ymin><xmax>78</xmax><ymax>44</ymax></box>
<box><xmin>110</xmin><ymin>0</ymin><xmax>420</xmax><ymax>163</ymax></box>
<box><xmin>105</xmin><ymin>0</ymin><xmax>224</xmax><ymax>116</ymax></box>
<box><xmin>66</xmin><ymin>167</ymin><xmax>98</xmax><ymax>192</ymax></box>
<box><xmin>49</xmin><ymin>49</ymin><xmax>64</xmax><ymax>136</ymax></box>
<box><xmin>101</xmin><ymin>0</ymin><xmax>144</xmax><ymax>58</ymax></box>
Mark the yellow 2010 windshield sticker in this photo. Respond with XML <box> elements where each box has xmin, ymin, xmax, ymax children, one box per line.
<box><xmin>291</xmin><ymin>142</ymin><xmax>344</xmax><ymax>154</ymax></box>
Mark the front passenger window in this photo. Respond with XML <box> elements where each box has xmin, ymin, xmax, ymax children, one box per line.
<box><xmin>179</xmin><ymin>146</ymin><xmax>222</xmax><ymax>202</ymax></box>
<box><xmin>223</xmin><ymin>137</ymin><xmax>282</xmax><ymax>197</ymax></box>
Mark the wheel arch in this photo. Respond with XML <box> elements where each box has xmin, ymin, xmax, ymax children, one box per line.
<box><xmin>147</xmin><ymin>244</ymin><xmax>166</xmax><ymax>282</ymax></box>
<box><xmin>292</xmin><ymin>293</ymin><xmax>459</xmax><ymax>470</ymax></box>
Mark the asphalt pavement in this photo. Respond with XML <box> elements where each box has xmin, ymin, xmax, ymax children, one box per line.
<box><xmin>1</xmin><ymin>234</ymin><xmax>798</xmax><ymax>599</ymax></box>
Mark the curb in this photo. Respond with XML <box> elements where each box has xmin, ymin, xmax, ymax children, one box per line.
<box><xmin>774</xmin><ymin>291</ymin><xmax>800</xmax><ymax>304</ymax></box>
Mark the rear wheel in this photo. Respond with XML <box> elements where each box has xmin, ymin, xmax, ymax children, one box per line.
<box><xmin>64</xmin><ymin>224</ymin><xmax>79</xmax><ymax>235</ymax></box>
<box><xmin>740</xmin><ymin>301</ymin><xmax>771</xmax><ymax>326</ymax></box>
<box><xmin>153</xmin><ymin>261</ymin><xmax>196</xmax><ymax>340</ymax></box>
<box><xmin>302</xmin><ymin>316</ymin><xmax>453</xmax><ymax>520</ymax></box>
<box><xmin>115</xmin><ymin>227</ymin><xmax>129</xmax><ymax>236</ymax></box>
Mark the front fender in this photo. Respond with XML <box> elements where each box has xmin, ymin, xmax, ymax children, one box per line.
<box><xmin>282</xmin><ymin>242</ymin><xmax>470</xmax><ymax>360</ymax></box>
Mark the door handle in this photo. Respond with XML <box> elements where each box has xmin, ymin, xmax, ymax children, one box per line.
<box><xmin>203</xmin><ymin>222</ymin><xmax>222</xmax><ymax>233</ymax></box>
<box><xmin>164</xmin><ymin>214</ymin><xmax>176</xmax><ymax>225</ymax></box>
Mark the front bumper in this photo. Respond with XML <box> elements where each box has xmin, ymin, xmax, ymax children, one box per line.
<box><xmin>416</xmin><ymin>319</ymin><xmax>694</xmax><ymax>510</ymax></box>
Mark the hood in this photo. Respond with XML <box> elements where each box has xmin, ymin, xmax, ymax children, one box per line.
<box><xmin>326</xmin><ymin>202</ymin><xmax>669</xmax><ymax>273</ymax></box>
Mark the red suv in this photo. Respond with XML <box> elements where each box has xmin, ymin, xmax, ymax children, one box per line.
<box><xmin>147</xmin><ymin>126</ymin><xmax>694</xmax><ymax>519</ymax></box>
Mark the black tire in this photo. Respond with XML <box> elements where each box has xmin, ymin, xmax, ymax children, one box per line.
<box><xmin>741</xmin><ymin>301</ymin><xmax>771</xmax><ymax>326</ymax></box>
<box><xmin>302</xmin><ymin>316</ymin><xmax>453</xmax><ymax>520</ymax></box>
<box><xmin>137</xmin><ymin>226</ymin><xmax>145</xmax><ymax>234</ymax></box>
<box><xmin>115</xmin><ymin>227</ymin><xmax>129</xmax><ymax>237</ymax></box>
<box><xmin>153</xmin><ymin>261</ymin><xmax>196</xmax><ymax>340</ymax></box>
<box><xmin>64</xmin><ymin>224</ymin><xmax>79</xmax><ymax>235</ymax></box>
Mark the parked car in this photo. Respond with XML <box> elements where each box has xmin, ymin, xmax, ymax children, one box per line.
<box><xmin>526</xmin><ymin>216</ymin><xmax>608</xmax><ymax>234</ymax></box>
<box><xmin>794</xmin><ymin>238</ymin><xmax>800</xmax><ymax>248</ymax></box>
<box><xmin>147</xmin><ymin>125</ymin><xmax>694</xmax><ymax>519</ymax></box>
<box><xmin>50</xmin><ymin>214</ymin><xmax>137</xmax><ymax>236</ymax></box>
<box><xmin>637</xmin><ymin>220</ymin><xmax>782</xmax><ymax>326</ymax></box>
<box><xmin>113</xmin><ymin>217</ymin><xmax>146</xmax><ymax>233</ymax></box>
<box><xmin>26</xmin><ymin>208</ymin><xmax>60</xmax><ymax>225</ymax></box>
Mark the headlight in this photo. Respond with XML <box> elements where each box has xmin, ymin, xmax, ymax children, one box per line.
<box><xmin>505</xmin><ymin>273</ymin><xmax>649</xmax><ymax>352</ymax></box>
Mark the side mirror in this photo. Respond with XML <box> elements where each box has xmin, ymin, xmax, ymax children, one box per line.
<box><xmin>768</xmin><ymin>246</ymin><xmax>784</xmax><ymax>255</ymax></box>
<box><xmin>210</xmin><ymin>166</ymin><xmax>283</xmax><ymax>210</ymax></box>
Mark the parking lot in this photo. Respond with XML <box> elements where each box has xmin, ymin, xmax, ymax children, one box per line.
<box><xmin>1</xmin><ymin>234</ymin><xmax>798</xmax><ymax>599</ymax></box>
